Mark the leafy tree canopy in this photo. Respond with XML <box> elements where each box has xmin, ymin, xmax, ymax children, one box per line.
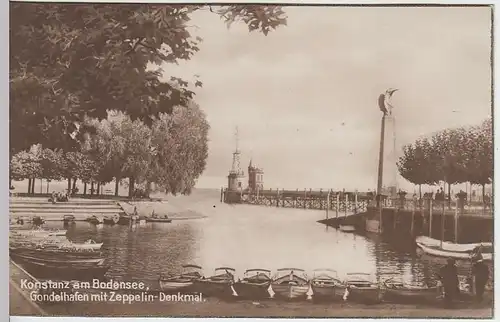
<box><xmin>10</xmin><ymin>4</ymin><xmax>287</xmax><ymax>154</ymax></box>
<box><xmin>398</xmin><ymin>118</ymin><xmax>492</xmax><ymax>189</ymax></box>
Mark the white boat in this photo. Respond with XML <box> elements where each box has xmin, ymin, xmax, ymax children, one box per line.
<box><xmin>339</xmin><ymin>225</ymin><xmax>356</xmax><ymax>232</ymax></box>
<box><xmin>416</xmin><ymin>242</ymin><xmax>492</xmax><ymax>261</ymax></box>
<box><xmin>345</xmin><ymin>273</ymin><xmax>384</xmax><ymax>303</ymax></box>
<box><xmin>415</xmin><ymin>236</ymin><xmax>493</xmax><ymax>253</ymax></box>
<box><xmin>271</xmin><ymin>268</ymin><xmax>310</xmax><ymax>300</ymax></box>
<box><xmin>11</xmin><ymin>229</ymin><xmax>67</xmax><ymax>237</ymax></box>
<box><xmin>310</xmin><ymin>269</ymin><xmax>345</xmax><ymax>300</ymax></box>
<box><xmin>58</xmin><ymin>239</ymin><xmax>103</xmax><ymax>251</ymax></box>
<box><xmin>159</xmin><ymin>264</ymin><xmax>203</xmax><ymax>293</ymax></box>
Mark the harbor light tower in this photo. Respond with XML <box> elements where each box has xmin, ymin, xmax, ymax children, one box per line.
<box><xmin>227</xmin><ymin>127</ymin><xmax>245</xmax><ymax>191</ymax></box>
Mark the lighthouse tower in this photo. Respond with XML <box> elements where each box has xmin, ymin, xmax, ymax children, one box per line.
<box><xmin>227</xmin><ymin>127</ymin><xmax>245</xmax><ymax>191</ymax></box>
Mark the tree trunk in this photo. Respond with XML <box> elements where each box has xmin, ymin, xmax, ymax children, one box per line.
<box><xmin>9</xmin><ymin>177</ymin><xmax>12</xmax><ymax>189</ymax></box>
<box><xmin>115</xmin><ymin>178</ymin><xmax>120</xmax><ymax>197</ymax></box>
<box><xmin>447</xmin><ymin>183</ymin><xmax>452</xmax><ymax>209</ymax></box>
<box><xmin>469</xmin><ymin>183</ymin><xmax>473</xmax><ymax>203</ymax></box>
<box><xmin>418</xmin><ymin>184</ymin><xmax>422</xmax><ymax>200</ymax></box>
<box><xmin>72</xmin><ymin>178</ymin><xmax>77</xmax><ymax>194</ymax></box>
<box><xmin>84</xmin><ymin>183</ymin><xmax>87</xmax><ymax>195</ymax></box>
<box><xmin>482</xmin><ymin>183</ymin><xmax>486</xmax><ymax>210</ymax></box>
<box><xmin>128</xmin><ymin>177</ymin><xmax>135</xmax><ymax>198</ymax></box>
<box><xmin>90</xmin><ymin>181</ymin><xmax>94</xmax><ymax>196</ymax></box>
<box><xmin>67</xmin><ymin>178</ymin><xmax>71</xmax><ymax>194</ymax></box>
<box><xmin>145</xmin><ymin>181</ymin><xmax>152</xmax><ymax>198</ymax></box>
<box><xmin>28</xmin><ymin>178</ymin><xmax>32</xmax><ymax>194</ymax></box>
<box><xmin>46</xmin><ymin>181</ymin><xmax>50</xmax><ymax>194</ymax></box>
<box><xmin>31</xmin><ymin>178</ymin><xmax>35</xmax><ymax>195</ymax></box>
<box><xmin>97</xmin><ymin>183</ymin><xmax>100</xmax><ymax>196</ymax></box>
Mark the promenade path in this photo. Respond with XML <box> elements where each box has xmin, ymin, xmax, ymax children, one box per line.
<box><xmin>9</xmin><ymin>260</ymin><xmax>46</xmax><ymax>316</ymax></box>
<box><xmin>9</xmin><ymin>197</ymin><xmax>124</xmax><ymax>221</ymax></box>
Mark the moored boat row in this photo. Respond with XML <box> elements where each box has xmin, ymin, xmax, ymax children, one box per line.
<box><xmin>158</xmin><ymin>266</ymin><xmax>442</xmax><ymax>303</ymax></box>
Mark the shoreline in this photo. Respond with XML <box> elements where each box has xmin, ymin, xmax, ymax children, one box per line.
<box><xmin>9</xmin><ymin>260</ymin><xmax>493</xmax><ymax>318</ymax></box>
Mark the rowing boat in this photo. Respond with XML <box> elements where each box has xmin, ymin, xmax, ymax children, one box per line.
<box><xmin>339</xmin><ymin>225</ymin><xmax>356</xmax><ymax>232</ymax></box>
<box><xmin>11</xmin><ymin>255</ymin><xmax>109</xmax><ymax>281</ymax></box>
<box><xmin>192</xmin><ymin>267</ymin><xmax>236</xmax><ymax>298</ymax></box>
<box><xmin>159</xmin><ymin>264</ymin><xmax>203</xmax><ymax>293</ymax></box>
<box><xmin>9</xmin><ymin>250</ymin><xmax>106</xmax><ymax>267</ymax></box>
<box><xmin>310</xmin><ymin>269</ymin><xmax>345</xmax><ymax>300</ymax></box>
<box><xmin>345</xmin><ymin>273</ymin><xmax>384</xmax><ymax>303</ymax></box>
<box><xmin>232</xmin><ymin>268</ymin><xmax>272</xmax><ymax>299</ymax></box>
<box><xmin>383</xmin><ymin>278</ymin><xmax>440</xmax><ymax>303</ymax></box>
<box><xmin>145</xmin><ymin>217</ymin><xmax>172</xmax><ymax>223</ymax></box>
<box><xmin>271</xmin><ymin>268</ymin><xmax>310</xmax><ymax>300</ymax></box>
<box><xmin>58</xmin><ymin>239</ymin><xmax>103</xmax><ymax>251</ymax></box>
<box><xmin>416</xmin><ymin>242</ymin><xmax>492</xmax><ymax>261</ymax></box>
<box><xmin>415</xmin><ymin>236</ymin><xmax>493</xmax><ymax>253</ymax></box>
<box><xmin>11</xmin><ymin>229</ymin><xmax>67</xmax><ymax>237</ymax></box>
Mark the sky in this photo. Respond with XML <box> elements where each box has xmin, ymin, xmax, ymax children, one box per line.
<box><xmin>164</xmin><ymin>5</ymin><xmax>492</xmax><ymax>191</ymax></box>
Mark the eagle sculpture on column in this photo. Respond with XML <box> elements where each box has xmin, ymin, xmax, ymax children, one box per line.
<box><xmin>378</xmin><ymin>88</ymin><xmax>398</xmax><ymax>116</ymax></box>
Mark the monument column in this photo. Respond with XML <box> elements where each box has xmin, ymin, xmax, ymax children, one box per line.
<box><xmin>376</xmin><ymin>89</ymin><xmax>399</xmax><ymax>204</ymax></box>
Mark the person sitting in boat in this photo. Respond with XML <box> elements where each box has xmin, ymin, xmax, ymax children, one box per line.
<box><xmin>471</xmin><ymin>255</ymin><xmax>489</xmax><ymax>302</ymax></box>
<box><xmin>437</xmin><ymin>258</ymin><xmax>459</xmax><ymax>308</ymax></box>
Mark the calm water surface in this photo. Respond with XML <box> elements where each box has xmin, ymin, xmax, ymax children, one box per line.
<box><xmin>43</xmin><ymin>190</ymin><xmax>461</xmax><ymax>287</ymax></box>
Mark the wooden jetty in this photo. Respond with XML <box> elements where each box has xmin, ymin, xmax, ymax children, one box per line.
<box><xmin>221</xmin><ymin>188</ymin><xmax>372</xmax><ymax>214</ymax></box>
<box><xmin>319</xmin><ymin>198</ymin><xmax>493</xmax><ymax>243</ymax></box>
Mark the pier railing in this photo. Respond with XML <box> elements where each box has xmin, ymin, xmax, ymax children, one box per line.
<box><xmin>223</xmin><ymin>188</ymin><xmax>372</xmax><ymax>214</ymax></box>
<box><xmin>381</xmin><ymin>197</ymin><xmax>493</xmax><ymax>215</ymax></box>
<box><xmin>222</xmin><ymin>188</ymin><xmax>493</xmax><ymax>216</ymax></box>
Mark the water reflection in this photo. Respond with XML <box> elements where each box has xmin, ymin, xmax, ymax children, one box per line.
<box><xmin>41</xmin><ymin>193</ymin><xmax>477</xmax><ymax>287</ymax></box>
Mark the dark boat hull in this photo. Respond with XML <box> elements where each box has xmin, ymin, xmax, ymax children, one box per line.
<box><xmin>271</xmin><ymin>284</ymin><xmax>309</xmax><ymax>300</ymax></box>
<box><xmin>233</xmin><ymin>282</ymin><xmax>271</xmax><ymax>299</ymax></box>
<box><xmin>103</xmin><ymin>214</ymin><xmax>120</xmax><ymax>225</ymax></box>
<box><xmin>145</xmin><ymin>218</ymin><xmax>172</xmax><ymax>223</ymax></box>
<box><xmin>346</xmin><ymin>286</ymin><xmax>384</xmax><ymax>304</ymax></box>
<box><xmin>11</xmin><ymin>256</ymin><xmax>109</xmax><ymax>281</ymax></box>
<box><xmin>192</xmin><ymin>280</ymin><xmax>233</xmax><ymax>298</ymax></box>
<box><xmin>311</xmin><ymin>285</ymin><xmax>345</xmax><ymax>300</ymax></box>
<box><xmin>159</xmin><ymin>280</ymin><xmax>195</xmax><ymax>293</ymax></box>
<box><xmin>384</xmin><ymin>286</ymin><xmax>440</xmax><ymax>303</ymax></box>
<box><xmin>10</xmin><ymin>247</ymin><xmax>104</xmax><ymax>260</ymax></box>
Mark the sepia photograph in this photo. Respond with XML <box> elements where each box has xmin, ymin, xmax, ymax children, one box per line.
<box><xmin>9</xmin><ymin>2</ymin><xmax>494</xmax><ymax>319</ymax></box>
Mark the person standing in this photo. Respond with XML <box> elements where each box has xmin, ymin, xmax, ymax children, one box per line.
<box><xmin>438</xmin><ymin>258</ymin><xmax>460</xmax><ymax>308</ymax></box>
<box><xmin>472</xmin><ymin>256</ymin><xmax>489</xmax><ymax>302</ymax></box>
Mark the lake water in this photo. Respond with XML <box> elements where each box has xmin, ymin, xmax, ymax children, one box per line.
<box><xmin>42</xmin><ymin>189</ymin><xmax>476</xmax><ymax>287</ymax></box>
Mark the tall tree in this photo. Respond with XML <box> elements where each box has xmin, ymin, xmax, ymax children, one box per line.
<box><xmin>9</xmin><ymin>145</ymin><xmax>43</xmax><ymax>193</ymax></box>
<box><xmin>39</xmin><ymin>148</ymin><xmax>67</xmax><ymax>192</ymax></box>
<box><xmin>10</xmin><ymin>4</ymin><xmax>287</xmax><ymax>153</ymax></box>
<box><xmin>397</xmin><ymin>138</ymin><xmax>433</xmax><ymax>198</ymax></box>
<box><xmin>149</xmin><ymin>102</ymin><xmax>209</xmax><ymax>195</ymax></box>
<box><xmin>466</xmin><ymin>118</ymin><xmax>493</xmax><ymax>201</ymax></box>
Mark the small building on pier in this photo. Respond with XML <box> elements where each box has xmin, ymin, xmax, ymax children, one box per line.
<box><xmin>248</xmin><ymin>159</ymin><xmax>264</xmax><ymax>192</ymax></box>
